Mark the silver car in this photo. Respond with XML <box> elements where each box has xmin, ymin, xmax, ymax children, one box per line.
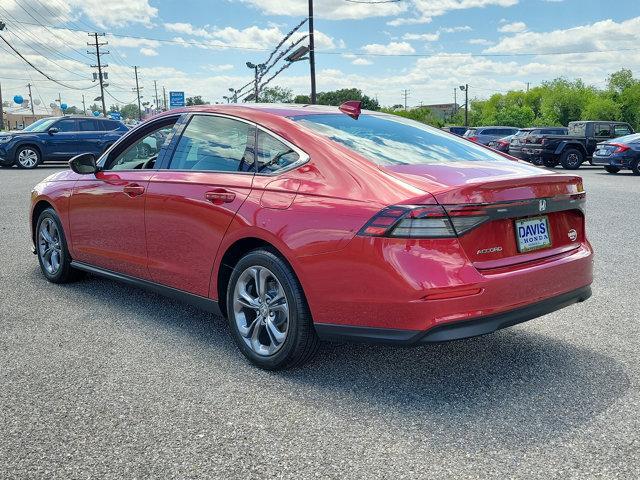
<box><xmin>464</xmin><ymin>126</ymin><xmax>519</xmax><ymax>146</ymax></box>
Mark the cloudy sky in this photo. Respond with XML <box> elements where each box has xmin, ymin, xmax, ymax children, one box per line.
<box><xmin>0</xmin><ymin>0</ymin><xmax>638</xmax><ymax>111</ymax></box>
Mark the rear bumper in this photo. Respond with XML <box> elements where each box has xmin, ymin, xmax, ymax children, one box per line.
<box><xmin>591</xmin><ymin>155</ymin><xmax>631</xmax><ymax>168</ymax></box>
<box><xmin>315</xmin><ymin>285</ymin><xmax>591</xmax><ymax>344</ymax></box>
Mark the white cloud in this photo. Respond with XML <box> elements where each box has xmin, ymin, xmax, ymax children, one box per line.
<box><xmin>362</xmin><ymin>41</ymin><xmax>415</xmax><ymax>55</ymax></box>
<box><xmin>207</xmin><ymin>64</ymin><xmax>235</xmax><ymax>72</ymax></box>
<box><xmin>164</xmin><ymin>22</ymin><xmax>341</xmax><ymax>51</ymax></box>
<box><xmin>388</xmin><ymin>0</ymin><xmax>519</xmax><ymax>26</ymax></box>
<box><xmin>352</xmin><ymin>58</ymin><xmax>373</xmax><ymax>66</ymax></box>
<box><xmin>140</xmin><ymin>48</ymin><xmax>159</xmax><ymax>57</ymax></box>
<box><xmin>403</xmin><ymin>33</ymin><xmax>441</xmax><ymax>42</ymax></box>
<box><xmin>239</xmin><ymin>0</ymin><xmax>406</xmax><ymax>20</ymax></box>
<box><xmin>469</xmin><ymin>38</ymin><xmax>494</xmax><ymax>46</ymax></box>
<box><xmin>486</xmin><ymin>17</ymin><xmax>640</xmax><ymax>54</ymax></box>
<box><xmin>498</xmin><ymin>21</ymin><xmax>527</xmax><ymax>33</ymax></box>
<box><xmin>69</xmin><ymin>0</ymin><xmax>158</xmax><ymax>27</ymax></box>
<box><xmin>440</xmin><ymin>25</ymin><xmax>473</xmax><ymax>33</ymax></box>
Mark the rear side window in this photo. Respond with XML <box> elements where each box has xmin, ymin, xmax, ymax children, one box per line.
<box><xmin>78</xmin><ymin>119</ymin><xmax>100</xmax><ymax>131</ymax></box>
<box><xmin>595</xmin><ymin>123</ymin><xmax>612</xmax><ymax>137</ymax></box>
<box><xmin>293</xmin><ymin>114</ymin><xmax>510</xmax><ymax>166</ymax></box>
<box><xmin>169</xmin><ymin>115</ymin><xmax>256</xmax><ymax>172</ymax></box>
<box><xmin>256</xmin><ymin>131</ymin><xmax>301</xmax><ymax>174</ymax></box>
<box><xmin>100</xmin><ymin>120</ymin><xmax>120</xmax><ymax>131</ymax></box>
<box><xmin>463</xmin><ymin>128</ymin><xmax>477</xmax><ymax>137</ymax></box>
<box><xmin>568</xmin><ymin>123</ymin><xmax>586</xmax><ymax>136</ymax></box>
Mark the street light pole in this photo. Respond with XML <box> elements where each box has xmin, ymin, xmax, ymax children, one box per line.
<box><xmin>308</xmin><ymin>0</ymin><xmax>317</xmax><ymax>104</ymax></box>
<box><xmin>459</xmin><ymin>84</ymin><xmax>469</xmax><ymax>127</ymax></box>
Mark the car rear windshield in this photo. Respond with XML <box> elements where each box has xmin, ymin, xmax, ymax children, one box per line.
<box><xmin>292</xmin><ymin>114</ymin><xmax>508</xmax><ymax>165</ymax></box>
<box><xmin>463</xmin><ymin>128</ymin><xmax>476</xmax><ymax>137</ymax></box>
<box><xmin>610</xmin><ymin>133</ymin><xmax>640</xmax><ymax>144</ymax></box>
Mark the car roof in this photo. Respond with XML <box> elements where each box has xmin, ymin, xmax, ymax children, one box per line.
<box><xmin>155</xmin><ymin>103</ymin><xmax>381</xmax><ymax>119</ymax></box>
<box><xmin>475</xmin><ymin>126</ymin><xmax>519</xmax><ymax>130</ymax></box>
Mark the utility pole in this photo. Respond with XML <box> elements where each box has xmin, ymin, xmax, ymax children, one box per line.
<box><xmin>88</xmin><ymin>32</ymin><xmax>108</xmax><ymax>117</ymax></box>
<box><xmin>454</xmin><ymin>87</ymin><xmax>457</xmax><ymax>114</ymax></box>
<box><xmin>308</xmin><ymin>0</ymin><xmax>317</xmax><ymax>104</ymax></box>
<box><xmin>0</xmin><ymin>82</ymin><xmax>4</xmax><ymax>130</ymax></box>
<box><xmin>459</xmin><ymin>84</ymin><xmax>469</xmax><ymax>127</ymax></box>
<box><xmin>133</xmin><ymin>66</ymin><xmax>142</xmax><ymax>120</ymax></box>
<box><xmin>162</xmin><ymin>86</ymin><xmax>167</xmax><ymax>110</ymax></box>
<box><xmin>402</xmin><ymin>89</ymin><xmax>410</xmax><ymax>111</ymax></box>
<box><xmin>82</xmin><ymin>94</ymin><xmax>86</xmax><ymax>115</ymax></box>
<box><xmin>526</xmin><ymin>82</ymin><xmax>530</xmax><ymax>92</ymax></box>
<box><xmin>26</xmin><ymin>83</ymin><xmax>34</xmax><ymax>115</ymax></box>
<box><xmin>154</xmin><ymin>80</ymin><xmax>159</xmax><ymax>112</ymax></box>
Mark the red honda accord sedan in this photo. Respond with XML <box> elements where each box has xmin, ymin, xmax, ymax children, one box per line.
<box><xmin>30</xmin><ymin>103</ymin><xmax>593</xmax><ymax>369</ymax></box>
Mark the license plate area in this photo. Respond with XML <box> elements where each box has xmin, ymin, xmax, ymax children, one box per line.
<box><xmin>515</xmin><ymin>216</ymin><xmax>552</xmax><ymax>253</ymax></box>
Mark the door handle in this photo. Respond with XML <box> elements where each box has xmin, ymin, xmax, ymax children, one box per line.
<box><xmin>205</xmin><ymin>189</ymin><xmax>236</xmax><ymax>205</ymax></box>
<box><xmin>123</xmin><ymin>184</ymin><xmax>145</xmax><ymax>197</ymax></box>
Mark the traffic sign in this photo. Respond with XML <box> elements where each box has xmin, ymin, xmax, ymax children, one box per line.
<box><xmin>169</xmin><ymin>91</ymin><xmax>185</xmax><ymax>108</ymax></box>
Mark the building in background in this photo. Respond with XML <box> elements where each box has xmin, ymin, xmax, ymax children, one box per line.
<box><xmin>415</xmin><ymin>103</ymin><xmax>459</xmax><ymax>121</ymax></box>
<box><xmin>2</xmin><ymin>104</ymin><xmax>62</xmax><ymax>130</ymax></box>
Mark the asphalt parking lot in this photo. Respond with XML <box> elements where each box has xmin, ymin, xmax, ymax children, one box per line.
<box><xmin>1</xmin><ymin>165</ymin><xmax>639</xmax><ymax>479</ymax></box>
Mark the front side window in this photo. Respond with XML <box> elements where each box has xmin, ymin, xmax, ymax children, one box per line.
<box><xmin>55</xmin><ymin>119</ymin><xmax>77</xmax><ymax>132</ymax></box>
<box><xmin>104</xmin><ymin>121</ymin><xmax>176</xmax><ymax>170</ymax></box>
<box><xmin>256</xmin><ymin>130</ymin><xmax>300</xmax><ymax>174</ymax></box>
<box><xmin>293</xmin><ymin>114</ymin><xmax>509</xmax><ymax>166</ymax></box>
<box><xmin>614</xmin><ymin>125</ymin><xmax>632</xmax><ymax>137</ymax></box>
<box><xmin>169</xmin><ymin>115</ymin><xmax>255</xmax><ymax>172</ymax></box>
<box><xmin>595</xmin><ymin>123</ymin><xmax>612</xmax><ymax>137</ymax></box>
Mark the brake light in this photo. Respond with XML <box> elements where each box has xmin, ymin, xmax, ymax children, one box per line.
<box><xmin>498</xmin><ymin>140</ymin><xmax>509</xmax><ymax>147</ymax></box>
<box><xmin>358</xmin><ymin>205</ymin><xmax>489</xmax><ymax>238</ymax></box>
<box><xmin>610</xmin><ymin>143</ymin><xmax>630</xmax><ymax>153</ymax></box>
<box><xmin>467</xmin><ymin>136</ymin><xmax>478</xmax><ymax>142</ymax></box>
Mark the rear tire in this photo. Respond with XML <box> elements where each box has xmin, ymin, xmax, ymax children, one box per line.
<box><xmin>604</xmin><ymin>166</ymin><xmax>620</xmax><ymax>174</ymax></box>
<box><xmin>35</xmin><ymin>208</ymin><xmax>82</xmax><ymax>283</ymax></box>
<box><xmin>226</xmin><ymin>249</ymin><xmax>319</xmax><ymax>370</ymax></box>
<box><xmin>560</xmin><ymin>148</ymin><xmax>584</xmax><ymax>170</ymax></box>
<box><xmin>531</xmin><ymin>157</ymin><xmax>544</xmax><ymax>166</ymax></box>
<box><xmin>543</xmin><ymin>158</ymin><xmax>559</xmax><ymax>168</ymax></box>
<box><xmin>15</xmin><ymin>145</ymin><xmax>41</xmax><ymax>169</ymax></box>
<box><xmin>631</xmin><ymin>159</ymin><xmax>640</xmax><ymax>176</ymax></box>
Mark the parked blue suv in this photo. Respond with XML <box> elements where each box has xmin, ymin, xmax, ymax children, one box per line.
<box><xmin>0</xmin><ymin>116</ymin><xmax>128</xmax><ymax>169</ymax></box>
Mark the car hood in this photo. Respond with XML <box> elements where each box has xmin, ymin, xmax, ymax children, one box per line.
<box><xmin>382</xmin><ymin>160</ymin><xmax>584</xmax><ymax>204</ymax></box>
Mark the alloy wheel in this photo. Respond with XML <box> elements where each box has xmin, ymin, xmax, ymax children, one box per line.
<box><xmin>18</xmin><ymin>149</ymin><xmax>39</xmax><ymax>168</ymax></box>
<box><xmin>566</xmin><ymin>153</ymin><xmax>580</xmax><ymax>168</ymax></box>
<box><xmin>38</xmin><ymin>218</ymin><xmax>62</xmax><ymax>275</ymax></box>
<box><xmin>232</xmin><ymin>266</ymin><xmax>290</xmax><ymax>357</ymax></box>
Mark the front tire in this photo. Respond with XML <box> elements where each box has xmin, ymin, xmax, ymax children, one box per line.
<box><xmin>560</xmin><ymin>148</ymin><xmax>584</xmax><ymax>170</ymax></box>
<box><xmin>15</xmin><ymin>146</ymin><xmax>41</xmax><ymax>169</ymax></box>
<box><xmin>226</xmin><ymin>249</ymin><xmax>319</xmax><ymax>370</ymax></box>
<box><xmin>36</xmin><ymin>208</ymin><xmax>81</xmax><ymax>283</ymax></box>
<box><xmin>604</xmin><ymin>166</ymin><xmax>620</xmax><ymax>174</ymax></box>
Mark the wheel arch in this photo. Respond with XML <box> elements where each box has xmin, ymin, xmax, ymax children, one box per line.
<box><xmin>215</xmin><ymin>236</ymin><xmax>303</xmax><ymax>318</ymax></box>
<box><xmin>31</xmin><ymin>199</ymin><xmax>55</xmax><ymax>245</ymax></box>
<box><xmin>16</xmin><ymin>142</ymin><xmax>43</xmax><ymax>159</ymax></box>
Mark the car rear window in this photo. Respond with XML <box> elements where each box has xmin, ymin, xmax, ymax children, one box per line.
<box><xmin>292</xmin><ymin>114</ymin><xmax>508</xmax><ymax>166</ymax></box>
<box><xmin>568</xmin><ymin>123</ymin><xmax>586</xmax><ymax>136</ymax></box>
<box><xmin>611</xmin><ymin>133</ymin><xmax>640</xmax><ymax>144</ymax></box>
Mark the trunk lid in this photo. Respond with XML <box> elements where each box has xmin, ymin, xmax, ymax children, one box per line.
<box><xmin>383</xmin><ymin>161</ymin><xmax>586</xmax><ymax>269</ymax></box>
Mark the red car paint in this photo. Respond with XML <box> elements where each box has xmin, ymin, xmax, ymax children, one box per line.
<box><xmin>31</xmin><ymin>104</ymin><xmax>593</xmax><ymax>338</ymax></box>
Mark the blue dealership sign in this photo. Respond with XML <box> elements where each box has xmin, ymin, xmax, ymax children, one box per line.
<box><xmin>108</xmin><ymin>111</ymin><xmax>122</xmax><ymax>120</ymax></box>
<box><xmin>169</xmin><ymin>91</ymin><xmax>185</xmax><ymax>108</ymax></box>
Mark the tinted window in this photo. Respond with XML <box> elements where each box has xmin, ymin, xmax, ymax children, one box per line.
<box><xmin>293</xmin><ymin>114</ymin><xmax>510</xmax><ymax>166</ymax></box>
<box><xmin>99</xmin><ymin>120</ymin><xmax>120</xmax><ymax>131</ymax></box>
<box><xmin>256</xmin><ymin>131</ymin><xmax>301</xmax><ymax>174</ymax></box>
<box><xmin>463</xmin><ymin>128</ymin><xmax>477</xmax><ymax>137</ymax></box>
<box><xmin>169</xmin><ymin>115</ymin><xmax>255</xmax><ymax>172</ymax></box>
<box><xmin>595</xmin><ymin>123</ymin><xmax>612</xmax><ymax>137</ymax></box>
<box><xmin>614</xmin><ymin>124</ymin><xmax>632</xmax><ymax>137</ymax></box>
<box><xmin>612</xmin><ymin>133</ymin><xmax>640</xmax><ymax>144</ymax></box>
<box><xmin>105</xmin><ymin>120</ymin><xmax>177</xmax><ymax>171</ymax></box>
<box><xmin>55</xmin><ymin>119</ymin><xmax>77</xmax><ymax>132</ymax></box>
<box><xmin>78</xmin><ymin>119</ymin><xmax>100</xmax><ymax>131</ymax></box>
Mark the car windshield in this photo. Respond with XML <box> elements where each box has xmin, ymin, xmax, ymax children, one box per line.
<box><xmin>292</xmin><ymin>113</ymin><xmax>508</xmax><ymax>166</ymax></box>
<box><xmin>22</xmin><ymin>118</ymin><xmax>59</xmax><ymax>132</ymax></box>
<box><xmin>515</xmin><ymin>130</ymin><xmax>531</xmax><ymax>137</ymax></box>
<box><xmin>568</xmin><ymin>123</ymin><xmax>586</xmax><ymax>136</ymax></box>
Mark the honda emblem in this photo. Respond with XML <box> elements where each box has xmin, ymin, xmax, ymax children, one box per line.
<box><xmin>539</xmin><ymin>199</ymin><xmax>547</xmax><ymax>212</ymax></box>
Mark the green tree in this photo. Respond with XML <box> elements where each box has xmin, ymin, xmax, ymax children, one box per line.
<box><xmin>259</xmin><ymin>86</ymin><xmax>293</xmax><ymax>103</ymax></box>
<box><xmin>582</xmin><ymin>97</ymin><xmax>621</xmax><ymax>121</ymax></box>
<box><xmin>607</xmin><ymin>69</ymin><xmax>637</xmax><ymax>94</ymax></box>
<box><xmin>64</xmin><ymin>106</ymin><xmax>80</xmax><ymax>114</ymax></box>
<box><xmin>120</xmin><ymin>104</ymin><xmax>140</xmax><ymax>120</ymax></box>
<box><xmin>293</xmin><ymin>94</ymin><xmax>311</xmax><ymax>104</ymax></box>
<box><xmin>316</xmin><ymin>88</ymin><xmax>380</xmax><ymax>110</ymax></box>
<box><xmin>186</xmin><ymin>95</ymin><xmax>207</xmax><ymax>106</ymax></box>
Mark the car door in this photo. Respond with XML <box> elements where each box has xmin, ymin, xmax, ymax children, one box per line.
<box><xmin>68</xmin><ymin>116</ymin><xmax>180</xmax><ymax>279</ymax></box>
<box><xmin>76</xmin><ymin>118</ymin><xmax>105</xmax><ymax>156</ymax></box>
<box><xmin>145</xmin><ymin>114</ymin><xmax>256</xmax><ymax>297</ymax></box>
<box><xmin>47</xmin><ymin>118</ymin><xmax>78</xmax><ymax>159</ymax></box>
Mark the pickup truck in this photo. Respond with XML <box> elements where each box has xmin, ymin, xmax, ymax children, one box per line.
<box><xmin>526</xmin><ymin>121</ymin><xmax>635</xmax><ymax>169</ymax></box>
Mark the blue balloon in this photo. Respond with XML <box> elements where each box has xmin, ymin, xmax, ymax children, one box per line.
<box><xmin>13</xmin><ymin>95</ymin><xmax>24</xmax><ymax>104</ymax></box>
<box><xmin>60</xmin><ymin>103</ymin><xmax>68</xmax><ymax>111</ymax></box>
<box><xmin>93</xmin><ymin>111</ymin><xmax>101</xmax><ymax>117</ymax></box>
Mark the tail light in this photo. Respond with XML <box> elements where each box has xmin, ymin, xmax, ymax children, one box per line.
<box><xmin>358</xmin><ymin>205</ymin><xmax>489</xmax><ymax>238</ymax></box>
<box><xmin>498</xmin><ymin>140</ymin><xmax>509</xmax><ymax>147</ymax></box>
<box><xmin>467</xmin><ymin>136</ymin><xmax>478</xmax><ymax>142</ymax></box>
<box><xmin>611</xmin><ymin>143</ymin><xmax>630</xmax><ymax>153</ymax></box>
<box><xmin>541</xmin><ymin>138</ymin><xmax>548</xmax><ymax>145</ymax></box>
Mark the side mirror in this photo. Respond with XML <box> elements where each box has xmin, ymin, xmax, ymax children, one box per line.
<box><xmin>69</xmin><ymin>153</ymin><xmax>97</xmax><ymax>174</ymax></box>
<box><xmin>48</xmin><ymin>127</ymin><xmax>59</xmax><ymax>135</ymax></box>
